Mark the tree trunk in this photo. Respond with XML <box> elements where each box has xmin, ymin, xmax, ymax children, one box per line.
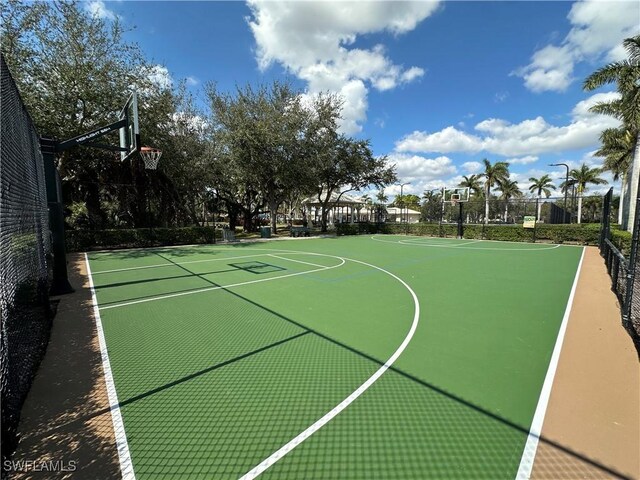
<box><xmin>268</xmin><ymin>196</ymin><xmax>278</xmax><ymax>233</ymax></box>
<box><xmin>537</xmin><ymin>195</ymin><xmax>542</xmax><ymax>221</ymax></box>
<box><xmin>577</xmin><ymin>195</ymin><xmax>583</xmax><ymax>224</ymax></box>
<box><xmin>504</xmin><ymin>204</ymin><xmax>508</xmax><ymax>223</ymax></box>
<box><xmin>484</xmin><ymin>185</ymin><xmax>490</xmax><ymax>224</ymax></box>
<box><xmin>618</xmin><ymin>172</ymin><xmax>626</xmax><ymax>225</ymax></box>
<box><xmin>320</xmin><ymin>203</ymin><xmax>330</xmax><ymax>232</ymax></box>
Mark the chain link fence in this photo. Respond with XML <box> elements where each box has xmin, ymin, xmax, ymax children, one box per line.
<box><xmin>600</xmin><ymin>187</ymin><xmax>640</xmax><ymax>347</ymax></box>
<box><xmin>418</xmin><ymin>194</ymin><xmax>608</xmax><ymax>226</ymax></box>
<box><xmin>1</xmin><ymin>54</ymin><xmax>53</xmax><ymax>468</ymax></box>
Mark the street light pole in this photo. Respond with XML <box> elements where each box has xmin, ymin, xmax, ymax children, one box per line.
<box><xmin>549</xmin><ymin>163</ymin><xmax>569</xmax><ymax>223</ymax></box>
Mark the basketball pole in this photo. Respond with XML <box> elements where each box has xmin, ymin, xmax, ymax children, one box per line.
<box><xmin>457</xmin><ymin>201</ymin><xmax>464</xmax><ymax>239</ymax></box>
<box><xmin>39</xmin><ymin>117</ymin><xmax>133</xmax><ymax>295</ymax></box>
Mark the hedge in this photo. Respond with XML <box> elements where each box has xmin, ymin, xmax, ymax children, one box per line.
<box><xmin>610</xmin><ymin>228</ymin><xmax>632</xmax><ymax>255</ymax></box>
<box><xmin>66</xmin><ymin>226</ymin><xmax>219</xmax><ymax>252</ymax></box>
<box><xmin>336</xmin><ymin>222</ymin><xmax>603</xmax><ymax>245</ymax></box>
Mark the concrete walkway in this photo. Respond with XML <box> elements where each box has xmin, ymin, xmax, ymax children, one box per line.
<box><xmin>532</xmin><ymin>247</ymin><xmax>639</xmax><ymax>480</ymax></box>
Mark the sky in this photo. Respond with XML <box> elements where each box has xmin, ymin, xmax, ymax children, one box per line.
<box><xmin>89</xmin><ymin>0</ymin><xmax>639</xmax><ymax>199</ymax></box>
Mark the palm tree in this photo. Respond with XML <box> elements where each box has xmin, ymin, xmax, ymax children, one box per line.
<box><xmin>528</xmin><ymin>175</ymin><xmax>556</xmax><ymax>221</ymax></box>
<box><xmin>495</xmin><ymin>179</ymin><xmax>522</xmax><ymax>223</ymax></box>
<box><xmin>584</xmin><ymin>36</ymin><xmax>640</xmax><ymax>128</ymax></box>
<box><xmin>584</xmin><ymin>35</ymin><xmax>640</xmax><ymax>229</ymax></box>
<box><xmin>595</xmin><ymin>127</ymin><xmax>636</xmax><ymax>223</ymax></box>
<box><xmin>458</xmin><ymin>174</ymin><xmax>483</xmax><ymax>197</ymax></box>
<box><xmin>481</xmin><ymin>159</ymin><xmax>510</xmax><ymax>224</ymax></box>
<box><xmin>375</xmin><ymin>189</ymin><xmax>388</xmax><ymax>223</ymax></box>
<box><xmin>361</xmin><ymin>193</ymin><xmax>372</xmax><ymax>221</ymax></box>
<box><xmin>569</xmin><ymin>164</ymin><xmax>608</xmax><ymax>223</ymax></box>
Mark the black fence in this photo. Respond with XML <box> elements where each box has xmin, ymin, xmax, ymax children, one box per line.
<box><xmin>600</xmin><ymin>187</ymin><xmax>640</xmax><ymax>346</ymax></box>
<box><xmin>0</xmin><ymin>54</ymin><xmax>53</xmax><ymax>466</ymax></box>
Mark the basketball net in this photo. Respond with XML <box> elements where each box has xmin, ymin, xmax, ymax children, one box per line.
<box><xmin>140</xmin><ymin>147</ymin><xmax>162</xmax><ymax>170</ymax></box>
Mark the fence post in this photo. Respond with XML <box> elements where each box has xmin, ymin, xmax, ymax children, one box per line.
<box><xmin>599</xmin><ymin>188</ymin><xmax>612</xmax><ymax>250</ymax></box>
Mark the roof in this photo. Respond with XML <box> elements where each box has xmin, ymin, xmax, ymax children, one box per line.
<box><xmin>303</xmin><ymin>191</ymin><xmax>363</xmax><ymax>206</ymax></box>
<box><xmin>386</xmin><ymin>207</ymin><xmax>421</xmax><ymax>215</ymax></box>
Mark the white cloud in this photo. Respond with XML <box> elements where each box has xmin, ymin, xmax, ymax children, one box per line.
<box><xmin>186</xmin><ymin>76</ymin><xmax>199</xmax><ymax>86</ymax></box>
<box><xmin>514</xmin><ymin>0</ymin><xmax>640</xmax><ymax>92</ymax></box>
<box><xmin>395</xmin><ymin>92</ymin><xmax>621</xmax><ymax>157</ymax></box>
<box><xmin>506</xmin><ymin>155</ymin><xmax>539</xmax><ymax>165</ymax></box>
<box><xmin>85</xmin><ymin>0</ymin><xmax>118</xmax><ymax>21</ymax></box>
<box><xmin>462</xmin><ymin>161</ymin><xmax>482</xmax><ymax>173</ymax></box>
<box><xmin>396</xmin><ymin>126</ymin><xmax>483</xmax><ymax>153</ymax></box>
<box><xmin>146</xmin><ymin>65</ymin><xmax>173</xmax><ymax>89</ymax></box>
<box><xmin>247</xmin><ymin>1</ymin><xmax>439</xmax><ymax>134</ymax></box>
<box><xmin>389</xmin><ymin>153</ymin><xmax>457</xmax><ymax>183</ymax></box>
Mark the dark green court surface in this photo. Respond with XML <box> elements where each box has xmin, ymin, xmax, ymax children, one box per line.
<box><xmin>87</xmin><ymin>235</ymin><xmax>583</xmax><ymax>479</ymax></box>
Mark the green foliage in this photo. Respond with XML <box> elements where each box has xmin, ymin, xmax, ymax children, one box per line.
<box><xmin>611</xmin><ymin>227</ymin><xmax>632</xmax><ymax>255</ymax></box>
<box><xmin>391</xmin><ymin>194</ymin><xmax>420</xmax><ymax>210</ymax></box>
<box><xmin>336</xmin><ymin>222</ymin><xmax>602</xmax><ymax>245</ymax></box>
<box><xmin>66</xmin><ymin>226</ymin><xmax>219</xmax><ymax>252</ymax></box>
<box><xmin>1</xmin><ymin>0</ymin><xmax>212</xmax><ymax>230</ymax></box>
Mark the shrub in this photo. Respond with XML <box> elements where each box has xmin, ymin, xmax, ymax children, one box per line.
<box><xmin>66</xmin><ymin>226</ymin><xmax>219</xmax><ymax>252</ymax></box>
<box><xmin>336</xmin><ymin>222</ymin><xmax>603</xmax><ymax>245</ymax></box>
<box><xmin>610</xmin><ymin>228</ymin><xmax>632</xmax><ymax>255</ymax></box>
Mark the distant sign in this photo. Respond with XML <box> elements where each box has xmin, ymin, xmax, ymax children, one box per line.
<box><xmin>523</xmin><ymin>216</ymin><xmax>536</xmax><ymax>229</ymax></box>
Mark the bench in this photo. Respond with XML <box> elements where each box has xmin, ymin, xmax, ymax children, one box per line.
<box><xmin>290</xmin><ymin>226</ymin><xmax>310</xmax><ymax>237</ymax></box>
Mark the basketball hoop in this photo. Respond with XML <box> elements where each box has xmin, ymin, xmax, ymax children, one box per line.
<box><xmin>140</xmin><ymin>146</ymin><xmax>162</xmax><ymax>170</ymax></box>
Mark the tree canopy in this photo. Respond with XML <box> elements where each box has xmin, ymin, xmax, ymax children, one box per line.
<box><xmin>1</xmin><ymin>0</ymin><xmax>395</xmax><ymax>234</ymax></box>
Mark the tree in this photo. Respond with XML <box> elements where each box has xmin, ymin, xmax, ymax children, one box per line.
<box><xmin>391</xmin><ymin>194</ymin><xmax>420</xmax><ymax>210</ymax></box>
<box><xmin>481</xmin><ymin>159</ymin><xmax>510</xmax><ymax>224</ymax></box>
<box><xmin>584</xmin><ymin>35</ymin><xmax>640</xmax><ymax>230</ymax></box>
<box><xmin>375</xmin><ymin>189</ymin><xmax>389</xmax><ymax>223</ymax></box>
<box><xmin>569</xmin><ymin>164</ymin><xmax>608</xmax><ymax>223</ymax></box>
<box><xmin>458</xmin><ymin>174</ymin><xmax>483</xmax><ymax>196</ymax></box>
<box><xmin>312</xmin><ymin>135</ymin><xmax>395</xmax><ymax>232</ymax></box>
<box><xmin>495</xmin><ymin>179</ymin><xmax>522</xmax><ymax>223</ymax></box>
<box><xmin>584</xmin><ymin>36</ymin><xmax>640</xmax><ymax>129</ymax></box>
<box><xmin>305</xmin><ymin>94</ymin><xmax>396</xmax><ymax>232</ymax></box>
<box><xmin>421</xmin><ymin>190</ymin><xmax>442</xmax><ymax>222</ymax></box>
<box><xmin>528</xmin><ymin>175</ymin><xmax>555</xmax><ymax>222</ymax></box>
<box><xmin>595</xmin><ymin>127</ymin><xmax>636</xmax><ymax>223</ymax></box>
<box><xmin>0</xmin><ymin>0</ymin><xmax>203</xmax><ymax>230</ymax></box>
<box><xmin>206</xmin><ymin>81</ymin><xmax>313</xmax><ymax>233</ymax></box>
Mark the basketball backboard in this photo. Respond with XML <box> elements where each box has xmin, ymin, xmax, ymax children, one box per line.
<box><xmin>443</xmin><ymin>187</ymin><xmax>470</xmax><ymax>203</ymax></box>
<box><xmin>119</xmin><ymin>91</ymin><xmax>140</xmax><ymax>161</ymax></box>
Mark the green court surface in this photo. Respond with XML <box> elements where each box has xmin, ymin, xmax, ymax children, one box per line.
<box><xmin>86</xmin><ymin>235</ymin><xmax>584</xmax><ymax>479</ymax></box>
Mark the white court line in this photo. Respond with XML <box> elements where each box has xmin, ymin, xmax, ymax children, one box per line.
<box><xmin>240</xmin><ymin>257</ymin><xmax>420</xmax><ymax>479</ymax></box>
<box><xmin>515</xmin><ymin>247</ymin><xmax>586</xmax><ymax>479</ymax></box>
<box><xmin>403</xmin><ymin>238</ymin><xmax>483</xmax><ymax>248</ymax></box>
<box><xmin>92</xmin><ymin>253</ymin><xmax>268</xmax><ymax>274</ymax></box>
<box><xmin>269</xmin><ymin>254</ymin><xmax>327</xmax><ymax>269</ymax></box>
<box><xmin>99</xmin><ymin>258</ymin><xmax>346</xmax><ymax>310</ymax></box>
<box><xmin>84</xmin><ymin>253</ymin><xmax>136</xmax><ymax>480</ymax></box>
<box><xmin>372</xmin><ymin>235</ymin><xmax>561</xmax><ymax>251</ymax></box>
